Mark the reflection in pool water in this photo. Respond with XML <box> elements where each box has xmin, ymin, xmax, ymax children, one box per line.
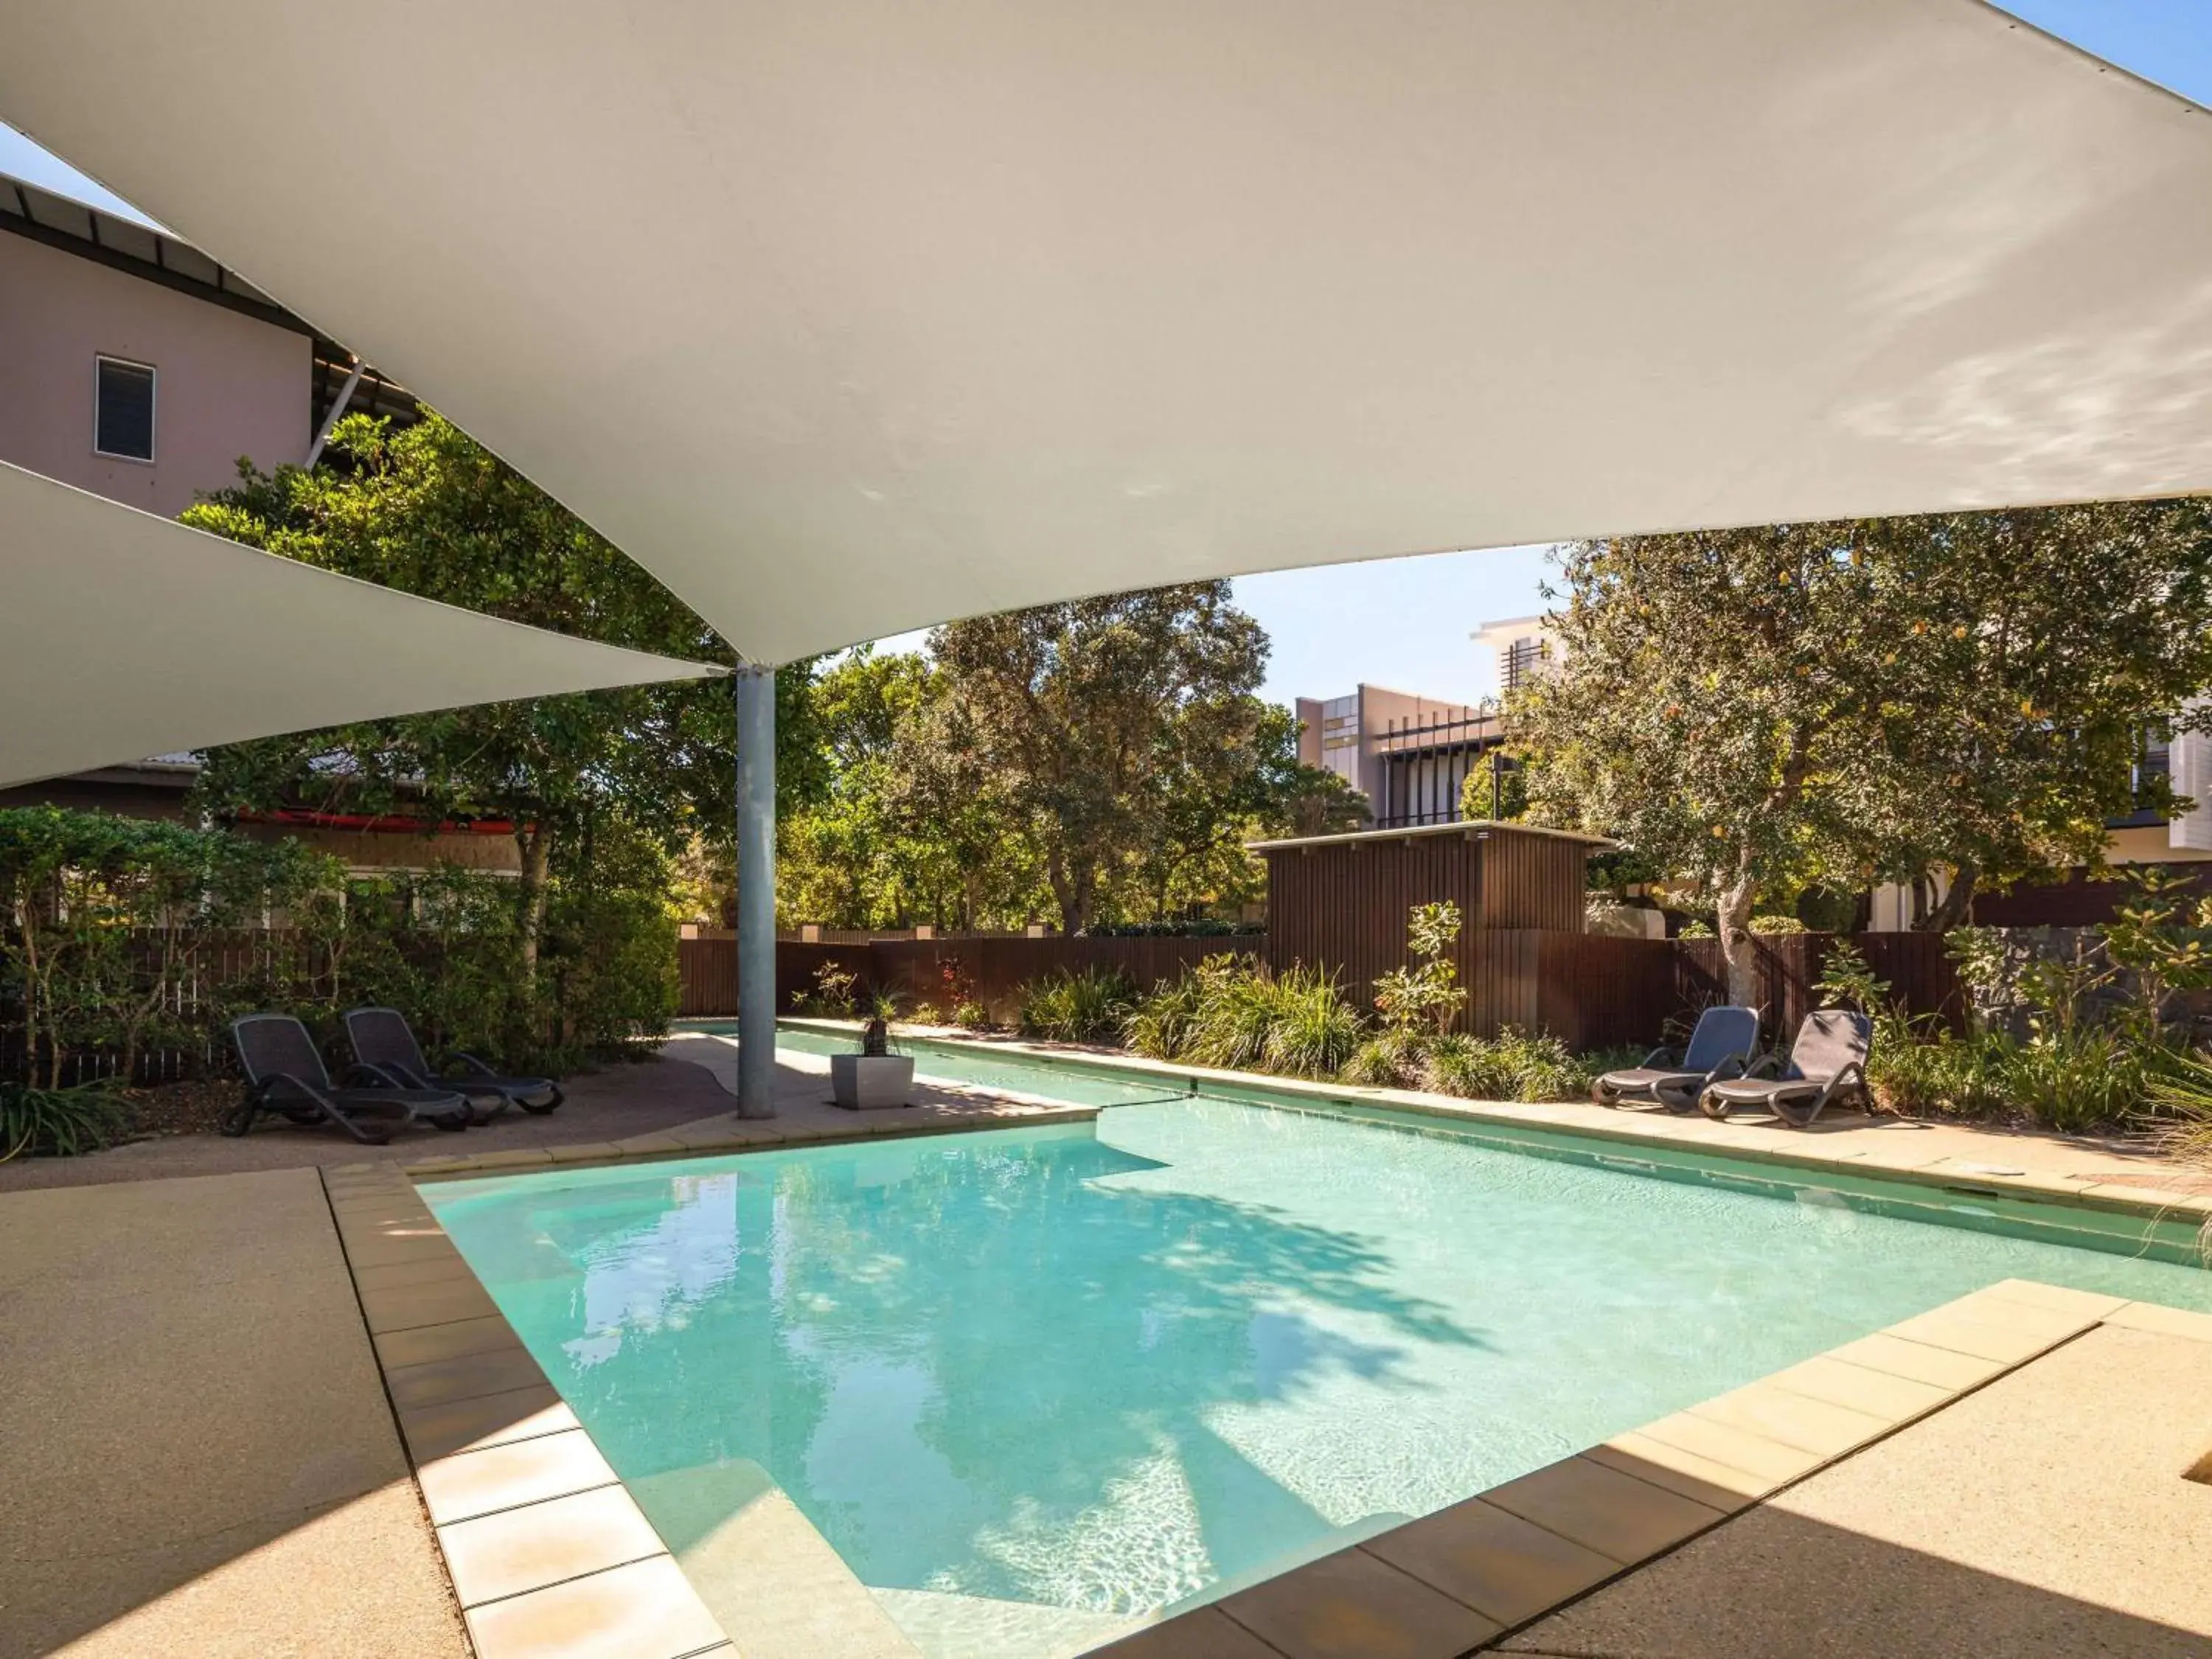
<box><xmin>428</xmin><ymin>1094</ymin><xmax>2210</xmax><ymax>1657</ymax></box>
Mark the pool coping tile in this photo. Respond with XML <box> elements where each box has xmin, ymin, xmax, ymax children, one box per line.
<box><xmin>374</xmin><ymin>1312</ymin><xmax>522</xmax><ymax>1371</ymax></box>
<box><xmin>1478</xmin><ymin>1454</ymin><xmax>1730</xmax><ymax>1569</ymax></box>
<box><xmin>1214</xmin><ymin>1540</ymin><xmax>1503</xmax><ymax>1659</ymax></box>
<box><xmin>385</xmin><ymin>1344</ymin><xmax>550</xmax><ymax>1412</ymax></box>
<box><xmin>1119</xmin><ymin>1279</ymin><xmax>2178</xmax><ymax>1656</ymax></box>
<box><xmin>1683</xmin><ymin>1380</ymin><xmax>1893</xmax><ymax>1457</ymax></box>
<box><xmin>460</xmin><ymin>1554</ymin><xmax>732</xmax><ymax>1659</ymax></box>
<box><xmin>437</xmin><ymin>1482</ymin><xmax>668</xmax><ymax>1609</ymax></box>
<box><xmin>1091</xmin><ymin>1606</ymin><xmax>1286</xmax><ymax>1658</ymax></box>
<box><xmin>1760</xmin><ymin>1353</ymin><xmax>1953</xmax><ymax>1423</ymax></box>
<box><xmin>1360</xmin><ymin>1493</ymin><xmax>1622</xmax><ymax>1625</ymax></box>
<box><xmin>2104</xmin><ymin>1298</ymin><xmax>2212</xmax><ymax>1342</ymax></box>
<box><xmin>321</xmin><ymin>1167</ymin><xmax>736</xmax><ymax>1658</ymax></box>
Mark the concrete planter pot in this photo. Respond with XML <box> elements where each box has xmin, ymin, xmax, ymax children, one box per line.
<box><xmin>830</xmin><ymin>1053</ymin><xmax>914</xmax><ymax>1110</ymax></box>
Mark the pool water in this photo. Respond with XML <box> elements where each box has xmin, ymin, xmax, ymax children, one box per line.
<box><xmin>428</xmin><ymin>1069</ymin><xmax>2209</xmax><ymax>1658</ymax></box>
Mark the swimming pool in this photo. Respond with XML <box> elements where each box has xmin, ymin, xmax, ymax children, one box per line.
<box><xmin>426</xmin><ymin>1043</ymin><xmax>2210</xmax><ymax>1658</ymax></box>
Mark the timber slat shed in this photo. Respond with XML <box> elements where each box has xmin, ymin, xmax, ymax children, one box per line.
<box><xmin>1250</xmin><ymin>821</ymin><xmax>1612</xmax><ymax>1035</ymax></box>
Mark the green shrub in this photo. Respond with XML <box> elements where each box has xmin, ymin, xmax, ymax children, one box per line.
<box><xmin>1484</xmin><ymin>1027</ymin><xmax>1595</xmax><ymax>1102</ymax></box>
<box><xmin>1748</xmin><ymin>914</ymin><xmax>1806</xmax><ymax>935</ymax></box>
<box><xmin>1181</xmin><ymin>960</ymin><xmax>1290</xmax><ymax>1072</ymax></box>
<box><xmin>953</xmin><ymin>1001</ymin><xmax>992</xmax><ymax>1032</ymax></box>
<box><xmin>1261</xmin><ymin>975</ymin><xmax>1366</xmax><ymax>1077</ymax></box>
<box><xmin>1123</xmin><ymin>955</ymin><xmax>1365</xmax><ymax>1079</ymax></box>
<box><xmin>0</xmin><ymin>1080</ymin><xmax>133</xmax><ymax>1159</ymax></box>
<box><xmin>1416</xmin><ymin>1032</ymin><xmax>1511</xmax><ymax>1098</ymax></box>
<box><xmin>796</xmin><ymin>961</ymin><xmax>859</xmax><ymax>1018</ymax></box>
<box><xmin>1126</xmin><ymin>973</ymin><xmax>1205</xmax><ymax>1060</ymax></box>
<box><xmin>1344</xmin><ymin>1029</ymin><xmax>1430</xmax><ymax>1088</ymax></box>
<box><xmin>2000</xmin><ymin>1031</ymin><xmax>2146</xmax><ymax>1136</ymax></box>
<box><xmin>1017</xmin><ymin>967</ymin><xmax>1136</xmax><ymax>1043</ymax></box>
<box><xmin>1371</xmin><ymin>901</ymin><xmax>1467</xmax><ymax>1034</ymax></box>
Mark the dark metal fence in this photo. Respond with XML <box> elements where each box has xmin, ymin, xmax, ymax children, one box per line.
<box><xmin>1369</xmin><ymin>712</ymin><xmax>1504</xmax><ymax>829</ymax></box>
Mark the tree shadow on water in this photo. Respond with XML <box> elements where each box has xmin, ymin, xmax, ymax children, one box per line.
<box><xmin>475</xmin><ymin>1130</ymin><xmax>1495</xmax><ymax>1610</ymax></box>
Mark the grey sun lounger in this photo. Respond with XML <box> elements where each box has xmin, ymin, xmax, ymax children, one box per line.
<box><xmin>226</xmin><ymin>1013</ymin><xmax>471</xmax><ymax>1144</ymax></box>
<box><xmin>343</xmin><ymin>1006</ymin><xmax>563</xmax><ymax>1122</ymax></box>
<box><xmin>1593</xmin><ymin>1004</ymin><xmax>1760</xmax><ymax>1112</ymax></box>
<box><xmin>1698</xmin><ymin>1008</ymin><xmax>1873</xmax><ymax>1127</ymax></box>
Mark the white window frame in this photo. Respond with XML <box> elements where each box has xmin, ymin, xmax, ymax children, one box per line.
<box><xmin>93</xmin><ymin>355</ymin><xmax>158</xmax><ymax>464</ymax></box>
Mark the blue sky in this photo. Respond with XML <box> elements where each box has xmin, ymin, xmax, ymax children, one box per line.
<box><xmin>5</xmin><ymin>1</ymin><xmax>2205</xmax><ymax>706</ymax></box>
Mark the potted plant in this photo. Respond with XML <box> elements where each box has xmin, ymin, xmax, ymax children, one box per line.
<box><xmin>830</xmin><ymin>991</ymin><xmax>914</xmax><ymax>1110</ymax></box>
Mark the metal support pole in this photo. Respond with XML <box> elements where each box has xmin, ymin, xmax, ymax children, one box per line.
<box><xmin>305</xmin><ymin>355</ymin><xmax>366</xmax><ymax>469</ymax></box>
<box><xmin>734</xmin><ymin>664</ymin><xmax>778</xmax><ymax>1119</ymax></box>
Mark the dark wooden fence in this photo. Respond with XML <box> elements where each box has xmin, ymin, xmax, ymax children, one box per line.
<box><xmin>1</xmin><ymin>929</ymin><xmax>342</xmax><ymax>1087</ymax></box>
<box><xmin>678</xmin><ymin>926</ymin><xmax>1963</xmax><ymax>1048</ymax></box>
<box><xmin>678</xmin><ymin>934</ymin><xmax>1232</xmax><ymax>1024</ymax></box>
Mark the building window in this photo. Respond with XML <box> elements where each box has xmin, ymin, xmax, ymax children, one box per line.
<box><xmin>94</xmin><ymin>357</ymin><xmax>156</xmax><ymax>462</ymax></box>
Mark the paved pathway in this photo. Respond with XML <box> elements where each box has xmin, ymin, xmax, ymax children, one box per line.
<box><xmin>0</xmin><ymin>1049</ymin><xmax>736</xmax><ymax>1194</ymax></box>
<box><xmin>0</xmin><ymin>1168</ymin><xmax>468</xmax><ymax>1658</ymax></box>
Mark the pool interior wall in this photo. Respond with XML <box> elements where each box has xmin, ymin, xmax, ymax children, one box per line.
<box><xmin>427</xmin><ymin>1038</ymin><xmax>2211</xmax><ymax>1659</ymax></box>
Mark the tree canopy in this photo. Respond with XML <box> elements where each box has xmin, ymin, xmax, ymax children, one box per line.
<box><xmin>182</xmin><ymin>412</ymin><xmax>821</xmax><ymax>978</ymax></box>
<box><xmin>1512</xmin><ymin>504</ymin><xmax>2212</xmax><ymax>1002</ymax></box>
<box><xmin>780</xmin><ymin>585</ymin><xmax>1360</xmax><ymax>932</ymax></box>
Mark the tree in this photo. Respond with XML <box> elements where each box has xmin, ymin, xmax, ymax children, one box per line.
<box><xmin>1847</xmin><ymin>505</ymin><xmax>2212</xmax><ymax>929</ymax></box>
<box><xmin>777</xmin><ymin>648</ymin><xmax>1040</xmax><ymax>930</ymax></box>
<box><xmin>782</xmin><ymin>589</ymin><xmax>1343</xmax><ymax>932</ymax></box>
<box><xmin>183</xmin><ymin>413</ymin><xmax>821</xmax><ymax>990</ymax></box>
<box><xmin>1511</xmin><ymin>504</ymin><xmax>2212</xmax><ymax>1004</ymax></box>
<box><xmin>928</xmin><ymin>583</ymin><xmax>1272</xmax><ymax>933</ymax></box>
<box><xmin>1124</xmin><ymin>703</ymin><xmax>1357</xmax><ymax>921</ymax></box>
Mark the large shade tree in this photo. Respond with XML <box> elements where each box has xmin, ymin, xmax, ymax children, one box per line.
<box><xmin>928</xmin><ymin>582</ymin><xmax>1273</xmax><ymax>933</ymax></box>
<box><xmin>183</xmin><ymin>413</ymin><xmax>822</xmax><ymax>982</ymax></box>
<box><xmin>1512</xmin><ymin>504</ymin><xmax>2212</xmax><ymax>1004</ymax></box>
<box><xmin>779</xmin><ymin>586</ymin><xmax>1360</xmax><ymax>932</ymax></box>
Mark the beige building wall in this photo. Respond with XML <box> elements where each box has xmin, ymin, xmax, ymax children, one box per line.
<box><xmin>0</xmin><ymin>231</ymin><xmax>310</xmax><ymax>517</ymax></box>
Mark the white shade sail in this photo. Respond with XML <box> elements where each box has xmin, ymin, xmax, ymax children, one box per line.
<box><xmin>7</xmin><ymin>2</ymin><xmax>2212</xmax><ymax>664</ymax></box>
<box><xmin>0</xmin><ymin>463</ymin><xmax>723</xmax><ymax>790</ymax></box>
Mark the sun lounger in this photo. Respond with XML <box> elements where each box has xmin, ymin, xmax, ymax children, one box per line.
<box><xmin>343</xmin><ymin>1006</ymin><xmax>563</xmax><ymax>1121</ymax></box>
<box><xmin>225</xmin><ymin>1013</ymin><xmax>471</xmax><ymax>1144</ymax></box>
<box><xmin>1593</xmin><ymin>1004</ymin><xmax>1759</xmax><ymax>1112</ymax></box>
<box><xmin>1697</xmin><ymin>1008</ymin><xmax>1872</xmax><ymax>1127</ymax></box>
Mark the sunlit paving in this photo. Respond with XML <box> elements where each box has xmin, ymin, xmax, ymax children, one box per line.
<box><xmin>5</xmin><ymin>2</ymin><xmax>2212</xmax><ymax>1656</ymax></box>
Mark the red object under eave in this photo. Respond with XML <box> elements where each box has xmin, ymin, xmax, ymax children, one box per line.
<box><xmin>239</xmin><ymin>808</ymin><xmax>524</xmax><ymax>836</ymax></box>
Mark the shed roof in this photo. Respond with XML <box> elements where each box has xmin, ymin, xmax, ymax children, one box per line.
<box><xmin>1247</xmin><ymin>820</ymin><xmax>1615</xmax><ymax>854</ymax></box>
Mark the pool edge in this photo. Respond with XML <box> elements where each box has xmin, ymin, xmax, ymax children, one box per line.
<box><xmin>1093</xmin><ymin>1280</ymin><xmax>2212</xmax><ymax>1658</ymax></box>
<box><xmin>762</xmin><ymin>1018</ymin><xmax>2212</xmax><ymax>1241</ymax></box>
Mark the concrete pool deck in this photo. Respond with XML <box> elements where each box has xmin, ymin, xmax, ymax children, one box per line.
<box><xmin>0</xmin><ymin>1166</ymin><xmax>470</xmax><ymax>1659</ymax></box>
<box><xmin>4</xmin><ymin>1035</ymin><xmax>2208</xmax><ymax>1658</ymax></box>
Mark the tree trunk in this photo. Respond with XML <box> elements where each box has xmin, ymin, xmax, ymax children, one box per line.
<box><xmin>517</xmin><ymin>826</ymin><xmax>553</xmax><ymax>990</ymax></box>
<box><xmin>1046</xmin><ymin>846</ymin><xmax>1081</xmax><ymax>934</ymax></box>
<box><xmin>1717</xmin><ymin>874</ymin><xmax>1759</xmax><ymax>1010</ymax></box>
<box><xmin>1918</xmin><ymin>863</ymin><xmax>1978</xmax><ymax>932</ymax></box>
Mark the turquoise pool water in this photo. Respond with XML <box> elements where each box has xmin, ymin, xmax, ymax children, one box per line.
<box><xmin>428</xmin><ymin>1051</ymin><xmax>2209</xmax><ymax>1658</ymax></box>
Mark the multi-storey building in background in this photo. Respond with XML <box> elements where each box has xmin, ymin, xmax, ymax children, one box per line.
<box><xmin>1293</xmin><ymin>686</ymin><xmax>1500</xmax><ymax>829</ymax></box>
